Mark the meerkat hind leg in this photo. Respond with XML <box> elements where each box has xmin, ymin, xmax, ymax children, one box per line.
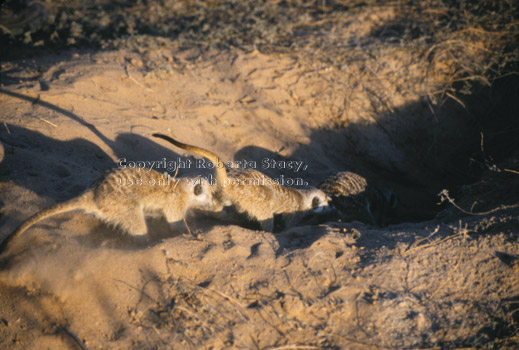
<box><xmin>103</xmin><ymin>207</ymin><xmax>148</xmax><ymax>236</ymax></box>
<box><xmin>161</xmin><ymin>206</ymin><xmax>186</xmax><ymax>230</ymax></box>
<box><xmin>159</xmin><ymin>203</ymin><xmax>197</xmax><ymax>234</ymax></box>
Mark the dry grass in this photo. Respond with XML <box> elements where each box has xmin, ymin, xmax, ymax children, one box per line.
<box><xmin>2</xmin><ymin>1</ymin><xmax>517</xmax><ymax>127</ymax></box>
<box><xmin>1</xmin><ymin>2</ymin><xmax>518</xmax><ymax>349</ymax></box>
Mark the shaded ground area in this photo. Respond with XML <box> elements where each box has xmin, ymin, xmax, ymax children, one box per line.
<box><xmin>0</xmin><ymin>1</ymin><xmax>518</xmax><ymax>349</ymax></box>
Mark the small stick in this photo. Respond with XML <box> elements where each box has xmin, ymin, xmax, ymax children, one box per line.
<box><xmin>422</xmin><ymin>222</ymin><xmax>468</xmax><ymax>303</ymax></box>
<box><xmin>3</xmin><ymin>122</ymin><xmax>10</xmax><ymax>134</ymax></box>
<box><xmin>402</xmin><ymin>226</ymin><xmax>440</xmax><ymax>256</ymax></box>
<box><xmin>439</xmin><ymin>189</ymin><xmax>519</xmax><ymax>216</ymax></box>
<box><xmin>183</xmin><ymin>216</ymin><xmax>193</xmax><ymax>236</ymax></box>
<box><xmin>403</xmin><ymin>229</ymin><xmax>459</xmax><ymax>256</ymax></box>
<box><xmin>124</xmin><ymin>64</ymin><xmax>153</xmax><ymax>92</ymax></box>
<box><xmin>38</xmin><ymin>117</ymin><xmax>58</xmax><ymax>127</ymax></box>
<box><xmin>57</xmin><ymin>327</ymin><xmax>89</xmax><ymax>350</ymax></box>
<box><xmin>199</xmin><ymin>286</ymin><xmax>250</xmax><ymax>322</ymax></box>
<box><xmin>113</xmin><ymin>279</ymin><xmax>157</xmax><ymax>303</ymax></box>
<box><xmin>171</xmin><ymin>166</ymin><xmax>179</xmax><ymax>179</ymax></box>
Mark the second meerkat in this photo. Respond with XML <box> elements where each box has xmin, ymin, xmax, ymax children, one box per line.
<box><xmin>318</xmin><ymin>171</ymin><xmax>398</xmax><ymax>226</ymax></box>
<box><xmin>153</xmin><ymin>133</ymin><xmax>331</xmax><ymax>232</ymax></box>
<box><xmin>0</xmin><ymin>167</ymin><xmax>217</xmax><ymax>253</ymax></box>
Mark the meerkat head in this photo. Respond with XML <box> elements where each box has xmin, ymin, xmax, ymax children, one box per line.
<box><xmin>183</xmin><ymin>177</ymin><xmax>219</xmax><ymax>211</ymax></box>
<box><xmin>301</xmin><ymin>188</ymin><xmax>332</xmax><ymax>214</ymax></box>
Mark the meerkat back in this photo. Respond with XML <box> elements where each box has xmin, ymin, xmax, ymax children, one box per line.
<box><xmin>87</xmin><ymin>167</ymin><xmax>216</xmax><ymax>234</ymax></box>
<box><xmin>152</xmin><ymin>133</ymin><xmax>331</xmax><ymax>232</ymax></box>
<box><xmin>225</xmin><ymin>168</ymin><xmax>330</xmax><ymax>231</ymax></box>
<box><xmin>319</xmin><ymin>171</ymin><xmax>397</xmax><ymax>226</ymax></box>
<box><xmin>0</xmin><ymin>167</ymin><xmax>216</xmax><ymax>253</ymax></box>
<box><xmin>89</xmin><ymin>168</ymin><xmax>181</xmax><ymax>235</ymax></box>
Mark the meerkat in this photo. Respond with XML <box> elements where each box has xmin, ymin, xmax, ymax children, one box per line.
<box><xmin>152</xmin><ymin>133</ymin><xmax>331</xmax><ymax>232</ymax></box>
<box><xmin>318</xmin><ymin>171</ymin><xmax>398</xmax><ymax>226</ymax></box>
<box><xmin>0</xmin><ymin>167</ymin><xmax>217</xmax><ymax>253</ymax></box>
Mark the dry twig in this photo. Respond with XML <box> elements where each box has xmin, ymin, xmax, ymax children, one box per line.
<box><xmin>439</xmin><ymin>189</ymin><xmax>519</xmax><ymax>216</ymax></box>
<box><xmin>402</xmin><ymin>225</ymin><xmax>441</xmax><ymax>256</ymax></box>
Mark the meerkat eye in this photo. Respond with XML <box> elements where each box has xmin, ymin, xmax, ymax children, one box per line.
<box><xmin>312</xmin><ymin>197</ymin><xmax>320</xmax><ymax>209</ymax></box>
<box><xmin>194</xmin><ymin>183</ymin><xmax>203</xmax><ymax>196</ymax></box>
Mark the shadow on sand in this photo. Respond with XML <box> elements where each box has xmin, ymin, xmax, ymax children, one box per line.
<box><xmin>1</xmin><ymin>71</ymin><xmax>518</xmax><ymax>255</ymax></box>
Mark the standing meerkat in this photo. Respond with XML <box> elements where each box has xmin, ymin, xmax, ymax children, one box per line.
<box><xmin>152</xmin><ymin>133</ymin><xmax>331</xmax><ymax>232</ymax></box>
<box><xmin>318</xmin><ymin>171</ymin><xmax>398</xmax><ymax>226</ymax></box>
<box><xmin>0</xmin><ymin>167</ymin><xmax>217</xmax><ymax>253</ymax></box>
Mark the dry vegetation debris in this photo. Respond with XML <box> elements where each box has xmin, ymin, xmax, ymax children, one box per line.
<box><xmin>0</xmin><ymin>1</ymin><xmax>518</xmax><ymax>349</ymax></box>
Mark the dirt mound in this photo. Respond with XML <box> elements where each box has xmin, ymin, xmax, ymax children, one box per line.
<box><xmin>1</xmin><ymin>1</ymin><xmax>518</xmax><ymax>349</ymax></box>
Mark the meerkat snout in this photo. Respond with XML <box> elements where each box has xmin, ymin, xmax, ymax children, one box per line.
<box><xmin>302</xmin><ymin>189</ymin><xmax>332</xmax><ymax>214</ymax></box>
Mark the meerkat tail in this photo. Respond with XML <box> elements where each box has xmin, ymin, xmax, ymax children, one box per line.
<box><xmin>0</xmin><ymin>192</ymin><xmax>93</xmax><ymax>253</ymax></box>
<box><xmin>153</xmin><ymin>133</ymin><xmax>229</xmax><ymax>188</ymax></box>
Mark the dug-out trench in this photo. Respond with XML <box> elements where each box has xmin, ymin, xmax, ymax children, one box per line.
<box><xmin>296</xmin><ymin>74</ymin><xmax>519</xmax><ymax>225</ymax></box>
<box><xmin>388</xmin><ymin>75</ymin><xmax>517</xmax><ymax>224</ymax></box>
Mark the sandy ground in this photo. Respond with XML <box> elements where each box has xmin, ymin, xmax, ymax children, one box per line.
<box><xmin>0</xmin><ymin>43</ymin><xmax>518</xmax><ymax>349</ymax></box>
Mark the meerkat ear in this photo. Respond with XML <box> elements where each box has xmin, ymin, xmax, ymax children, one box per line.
<box><xmin>194</xmin><ymin>183</ymin><xmax>203</xmax><ymax>196</ymax></box>
<box><xmin>312</xmin><ymin>196</ymin><xmax>320</xmax><ymax>209</ymax></box>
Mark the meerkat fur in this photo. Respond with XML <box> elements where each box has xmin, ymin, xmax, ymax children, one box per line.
<box><xmin>318</xmin><ymin>171</ymin><xmax>397</xmax><ymax>226</ymax></box>
<box><xmin>0</xmin><ymin>167</ymin><xmax>217</xmax><ymax>253</ymax></box>
<box><xmin>153</xmin><ymin>133</ymin><xmax>331</xmax><ymax>232</ymax></box>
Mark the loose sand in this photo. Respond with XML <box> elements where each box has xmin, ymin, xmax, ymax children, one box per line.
<box><xmin>0</xmin><ymin>5</ymin><xmax>518</xmax><ymax>348</ymax></box>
